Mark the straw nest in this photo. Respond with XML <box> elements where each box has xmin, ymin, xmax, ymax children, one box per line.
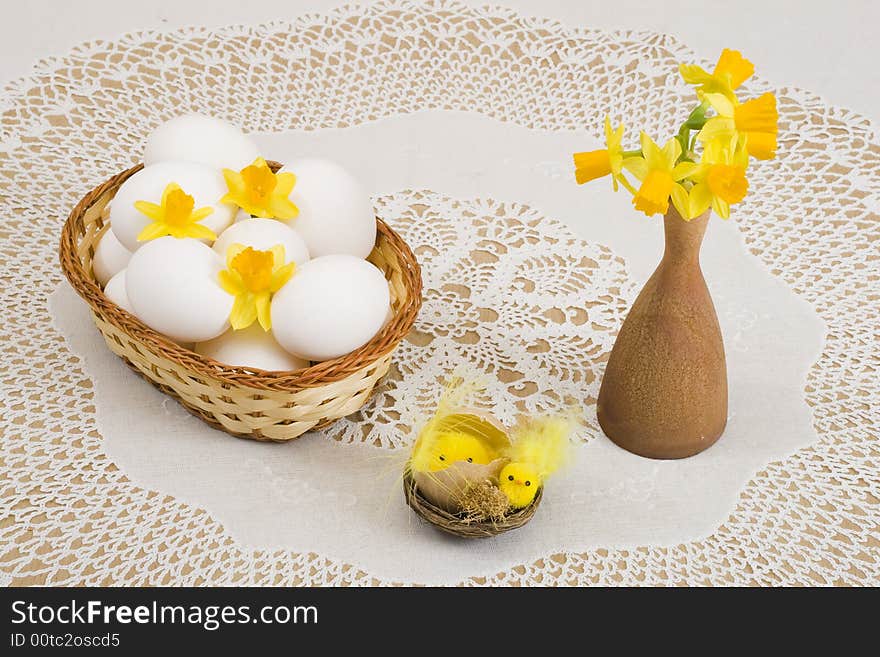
<box><xmin>59</xmin><ymin>162</ymin><xmax>422</xmax><ymax>442</ymax></box>
<box><xmin>403</xmin><ymin>471</ymin><xmax>542</xmax><ymax>539</ymax></box>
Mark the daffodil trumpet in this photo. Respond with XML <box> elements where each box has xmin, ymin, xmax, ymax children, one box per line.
<box><xmin>571</xmin><ymin>49</ymin><xmax>777</xmax><ymax>221</ymax></box>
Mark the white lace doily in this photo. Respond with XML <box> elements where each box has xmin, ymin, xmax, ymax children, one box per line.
<box><xmin>3</xmin><ymin>1</ymin><xmax>878</xmax><ymax>585</ymax></box>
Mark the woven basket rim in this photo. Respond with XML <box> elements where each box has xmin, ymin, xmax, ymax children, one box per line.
<box><xmin>403</xmin><ymin>471</ymin><xmax>541</xmax><ymax>538</ymax></box>
<box><xmin>59</xmin><ymin>162</ymin><xmax>423</xmax><ymax>392</ymax></box>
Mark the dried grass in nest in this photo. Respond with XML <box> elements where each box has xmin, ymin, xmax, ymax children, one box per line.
<box><xmin>458</xmin><ymin>480</ymin><xmax>510</xmax><ymax>522</ymax></box>
<box><xmin>403</xmin><ymin>471</ymin><xmax>541</xmax><ymax>539</ymax></box>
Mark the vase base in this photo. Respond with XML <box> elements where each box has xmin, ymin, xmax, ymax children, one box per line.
<box><xmin>597</xmin><ymin>408</ymin><xmax>726</xmax><ymax>460</ymax></box>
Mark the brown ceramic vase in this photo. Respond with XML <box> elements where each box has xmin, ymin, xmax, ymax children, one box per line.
<box><xmin>597</xmin><ymin>208</ymin><xmax>727</xmax><ymax>459</ymax></box>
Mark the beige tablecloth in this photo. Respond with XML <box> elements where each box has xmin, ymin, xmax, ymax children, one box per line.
<box><xmin>1</xmin><ymin>1</ymin><xmax>877</xmax><ymax>586</ymax></box>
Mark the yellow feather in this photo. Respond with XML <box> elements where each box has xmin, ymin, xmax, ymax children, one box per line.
<box><xmin>506</xmin><ymin>415</ymin><xmax>575</xmax><ymax>478</ymax></box>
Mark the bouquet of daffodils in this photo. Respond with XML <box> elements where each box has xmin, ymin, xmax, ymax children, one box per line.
<box><xmin>573</xmin><ymin>49</ymin><xmax>778</xmax><ymax>220</ymax></box>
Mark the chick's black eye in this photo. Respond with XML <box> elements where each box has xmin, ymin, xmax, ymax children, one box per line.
<box><xmin>438</xmin><ymin>455</ymin><xmax>445</xmax><ymax>461</ymax></box>
<box><xmin>525</xmin><ymin>481</ymin><xmax>531</xmax><ymax>487</ymax></box>
<box><xmin>467</xmin><ymin>457</ymin><xmax>473</xmax><ymax>463</ymax></box>
<box><xmin>508</xmin><ymin>475</ymin><xmax>514</xmax><ymax>481</ymax></box>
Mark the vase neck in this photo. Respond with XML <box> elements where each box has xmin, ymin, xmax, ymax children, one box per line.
<box><xmin>662</xmin><ymin>208</ymin><xmax>710</xmax><ymax>265</ymax></box>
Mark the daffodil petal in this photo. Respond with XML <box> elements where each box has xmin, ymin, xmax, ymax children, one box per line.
<box><xmin>229</xmin><ymin>295</ymin><xmax>257</xmax><ymax>330</ymax></box>
<box><xmin>639</xmin><ymin>131</ymin><xmax>660</xmax><ymax>166</ymax></box>
<box><xmin>181</xmin><ymin>223</ymin><xmax>217</xmax><ymax>241</ymax></box>
<box><xmin>679</xmin><ymin>63</ymin><xmax>712</xmax><ymax>85</ymax></box>
<box><xmin>136</xmin><ymin>222</ymin><xmax>170</xmax><ymax>242</ymax></box>
<box><xmin>190</xmin><ymin>206</ymin><xmax>215</xmax><ymax>222</ymax></box>
<box><xmin>255</xmin><ymin>293</ymin><xmax>272</xmax><ymax>331</ymax></box>
<box><xmin>688</xmin><ymin>182</ymin><xmax>713</xmax><ymax>218</ymax></box>
<box><xmin>222</xmin><ymin>192</ymin><xmax>259</xmax><ymax>214</ymax></box>
<box><xmin>689</xmin><ymin>162</ymin><xmax>709</xmax><ymax>183</ymax></box>
<box><xmin>698</xmin><ymin>117</ymin><xmax>736</xmax><ymax>143</ymax></box>
<box><xmin>218</xmin><ymin>270</ymin><xmax>245</xmax><ymax>296</ymax></box>
<box><xmin>701</xmin><ymin>134</ymin><xmax>736</xmax><ymax>165</ymax></box>
<box><xmin>616</xmin><ymin>173</ymin><xmax>638</xmax><ymax>195</ymax></box>
<box><xmin>242</xmin><ymin>203</ymin><xmax>265</xmax><ymax>217</ymax></box>
<box><xmin>672</xmin><ymin>161</ymin><xmax>697</xmax><ymax>182</ymax></box>
<box><xmin>733</xmin><ymin>142</ymin><xmax>750</xmax><ymax>167</ymax></box>
<box><xmin>670</xmin><ymin>183</ymin><xmax>691</xmax><ymax>220</ymax></box>
<box><xmin>270</xmin><ymin>262</ymin><xmax>296</xmax><ymax>292</ymax></box>
<box><xmin>704</xmin><ymin>93</ymin><xmax>735</xmax><ymax>117</ymax></box>
<box><xmin>662</xmin><ymin>138</ymin><xmax>683</xmax><ymax>169</ymax></box>
<box><xmin>274</xmin><ymin>172</ymin><xmax>296</xmax><ymax>197</ymax></box>
<box><xmin>711</xmin><ymin>196</ymin><xmax>730</xmax><ymax>219</ymax></box>
<box><xmin>267</xmin><ymin>196</ymin><xmax>300</xmax><ymax>220</ymax></box>
<box><xmin>622</xmin><ymin>157</ymin><xmax>649</xmax><ymax>181</ymax></box>
<box><xmin>268</xmin><ymin>244</ymin><xmax>286</xmax><ymax>267</ymax></box>
<box><xmin>133</xmin><ymin>200</ymin><xmax>164</xmax><ymax>222</ymax></box>
<box><xmin>223</xmin><ymin>169</ymin><xmax>246</xmax><ymax>196</ymax></box>
<box><xmin>603</xmin><ymin>115</ymin><xmax>613</xmax><ymax>142</ymax></box>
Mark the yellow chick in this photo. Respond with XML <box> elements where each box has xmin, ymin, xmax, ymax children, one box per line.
<box><xmin>416</xmin><ymin>431</ymin><xmax>497</xmax><ymax>472</ymax></box>
<box><xmin>499</xmin><ymin>416</ymin><xmax>574</xmax><ymax>509</ymax></box>
<box><xmin>499</xmin><ymin>462</ymin><xmax>541</xmax><ymax>509</ymax></box>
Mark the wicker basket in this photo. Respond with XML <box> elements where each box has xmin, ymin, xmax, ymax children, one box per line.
<box><xmin>403</xmin><ymin>472</ymin><xmax>542</xmax><ymax>538</ymax></box>
<box><xmin>59</xmin><ymin>163</ymin><xmax>422</xmax><ymax>442</ymax></box>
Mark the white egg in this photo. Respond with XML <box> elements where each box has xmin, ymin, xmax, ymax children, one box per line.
<box><xmin>279</xmin><ymin>159</ymin><xmax>376</xmax><ymax>258</ymax></box>
<box><xmin>212</xmin><ymin>218</ymin><xmax>310</xmax><ymax>266</ymax></box>
<box><xmin>103</xmin><ymin>270</ymin><xmax>134</xmax><ymax>314</ymax></box>
<box><xmin>105</xmin><ymin>271</ymin><xmax>193</xmax><ymax>348</ymax></box>
<box><xmin>234</xmin><ymin>209</ymin><xmax>252</xmax><ymax>223</ymax></box>
<box><xmin>93</xmin><ymin>228</ymin><xmax>131</xmax><ymax>286</ymax></box>
<box><xmin>110</xmin><ymin>161</ymin><xmax>236</xmax><ymax>252</ymax></box>
<box><xmin>195</xmin><ymin>324</ymin><xmax>309</xmax><ymax>372</ymax></box>
<box><xmin>126</xmin><ymin>237</ymin><xmax>232</xmax><ymax>343</ymax></box>
<box><xmin>271</xmin><ymin>255</ymin><xmax>390</xmax><ymax>361</ymax></box>
<box><xmin>144</xmin><ymin>113</ymin><xmax>260</xmax><ymax>171</ymax></box>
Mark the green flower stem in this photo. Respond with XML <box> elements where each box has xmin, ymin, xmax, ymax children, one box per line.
<box><xmin>675</xmin><ymin>99</ymin><xmax>709</xmax><ymax>162</ymax></box>
<box><xmin>620</xmin><ymin>98</ymin><xmax>711</xmax><ymax>167</ymax></box>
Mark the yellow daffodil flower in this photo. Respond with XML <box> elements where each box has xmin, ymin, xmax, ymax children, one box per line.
<box><xmin>221</xmin><ymin>157</ymin><xmax>299</xmax><ymax>220</ymax></box>
<box><xmin>218</xmin><ymin>243</ymin><xmax>296</xmax><ymax>331</ymax></box>
<box><xmin>680</xmin><ymin>48</ymin><xmax>755</xmax><ymax>101</ymax></box>
<box><xmin>699</xmin><ymin>92</ymin><xmax>778</xmax><ymax>160</ymax></box>
<box><xmin>573</xmin><ymin>116</ymin><xmax>631</xmax><ymax>191</ymax></box>
<box><xmin>622</xmin><ymin>133</ymin><xmax>696</xmax><ymax>218</ymax></box>
<box><xmin>134</xmin><ymin>183</ymin><xmax>216</xmax><ymax>241</ymax></box>
<box><xmin>571</xmin><ymin>50</ymin><xmax>772</xmax><ymax>224</ymax></box>
<box><xmin>688</xmin><ymin>137</ymin><xmax>749</xmax><ymax>219</ymax></box>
